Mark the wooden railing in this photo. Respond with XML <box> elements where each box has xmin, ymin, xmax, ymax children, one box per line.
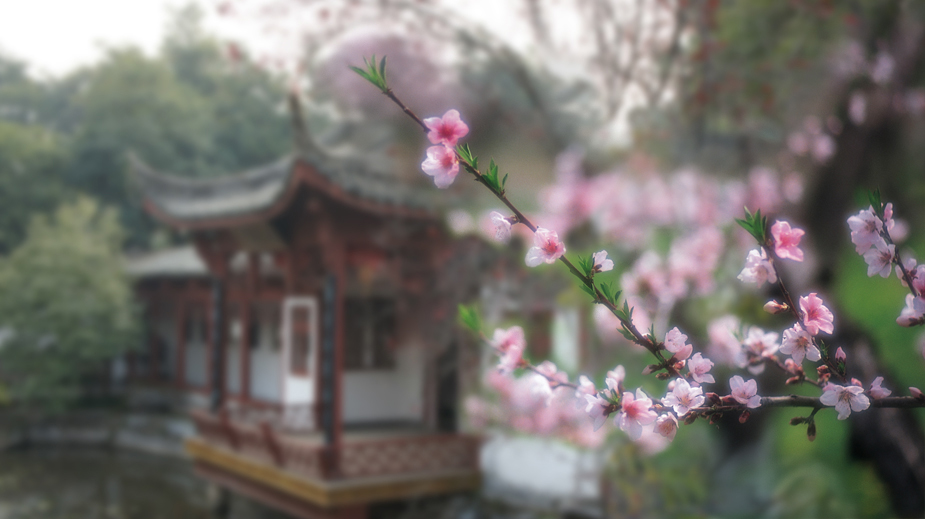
<box><xmin>189</xmin><ymin>409</ymin><xmax>480</xmax><ymax>481</ymax></box>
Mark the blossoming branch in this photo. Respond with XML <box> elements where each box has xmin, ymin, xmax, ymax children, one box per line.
<box><xmin>352</xmin><ymin>56</ymin><xmax>925</xmax><ymax>446</ymax></box>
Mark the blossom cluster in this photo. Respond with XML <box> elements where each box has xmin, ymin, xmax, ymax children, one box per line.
<box><xmin>420</xmin><ymin>110</ymin><xmax>468</xmax><ymax>188</ymax></box>
<box><xmin>369</xmin><ymin>94</ymin><xmax>924</xmax><ymax>448</ymax></box>
<box><xmin>848</xmin><ymin>203</ymin><xmax>925</xmax><ymax>327</ymax></box>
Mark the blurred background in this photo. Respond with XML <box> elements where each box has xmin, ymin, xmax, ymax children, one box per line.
<box><xmin>0</xmin><ymin>1</ymin><xmax>924</xmax><ymax>518</ymax></box>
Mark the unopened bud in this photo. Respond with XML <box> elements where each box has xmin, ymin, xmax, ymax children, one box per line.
<box><xmin>642</xmin><ymin>364</ymin><xmax>660</xmax><ymax>375</ymax></box>
<box><xmin>786</xmin><ymin>376</ymin><xmax>802</xmax><ymax>385</ymax></box>
<box><xmin>685</xmin><ymin>413</ymin><xmax>699</xmax><ymax>425</ymax></box>
<box><xmin>739</xmin><ymin>410</ymin><xmax>750</xmax><ymax>423</ymax></box>
<box><xmin>850</xmin><ymin>378</ymin><xmax>863</xmax><ymax>387</ymax></box>
<box><xmin>911</xmin><ymin>387</ymin><xmax>924</xmax><ymax>400</ymax></box>
<box><xmin>817</xmin><ymin>365</ymin><xmax>830</xmax><ymax>376</ymax></box>
<box><xmin>708</xmin><ymin>413</ymin><xmax>720</xmax><ymax>425</ymax></box>
<box><xmin>806</xmin><ymin>422</ymin><xmax>817</xmax><ymax>442</ymax></box>
<box><xmin>835</xmin><ymin>347</ymin><xmax>847</xmax><ymax>362</ymax></box>
<box><xmin>790</xmin><ymin>416</ymin><xmax>805</xmax><ymax>425</ymax></box>
<box><xmin>705</xmin><ymin>392</ymin><xmax>721</xmax><ymax>405</ymax></box>
<box><xmin>763</xmin><ymin>300</ymin><xmax>788</xmax><ymax>314</ymax></box>
<box><xmin>656</xmin><ymin>372</ymin><xmax>670</xmax><ymax>380</ymax></box>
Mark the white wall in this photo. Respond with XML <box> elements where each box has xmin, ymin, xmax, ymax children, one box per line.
<box><xmin>249</xmin><ymin>347</ymin><xmax>282</xmax><ymax>401</ymax></box>
<box><xmin>343</xmin><ymin>342</ymin><xmax>424</xmax><ymax>423</ymax></box>
<box><xmin>552</xmin><ymin>307</ymin><xmax>581</xmax><ymax>373</ymax></box>
<box><xmin>185</xmin><ymin>340</ymin><xmax>207</xmax><ymax>387</ymax></box>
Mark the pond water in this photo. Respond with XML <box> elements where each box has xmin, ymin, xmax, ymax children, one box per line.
<box><xmin>0</xmin><ymin>448</ymin><xmax>212</xmax><ymax>519</ymax></box>
<box><xmin>0</xmin><ymin>448</ymin><xmax>292</xmax><ymax>519</ymax></box>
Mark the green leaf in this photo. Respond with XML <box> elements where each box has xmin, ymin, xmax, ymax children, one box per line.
<box><xmin>578</xmin><ymin>255</ymin><xmax>593</xmax><ymax>277</ymax></box>
<box><xmin>502</xmin><ymin>173</ymin><xmax>508</xmax><ymax>189</ymax></box>
<box><xmin>457</xmin><ymin>304</ymin><xmax>482</xmax><ymax>333</ymax></box>
<box><xmin>579</xmin><ymin>284</ymin><xmax>596</xmax><ymax>298</ymax></box>
<box><xmin>619</xmin><ymin>324</ymin><xmax>637</xmax><ymax>342</ymax></box>
<box><xmin>736</xmin><ymin>206</ymin><xmax>768</xmax><ymax>244</ymax></box>
<box><xmin>351</xmin><ymin>55</ymin><xmax>389</xmax><ymax>92</ymax></box>
<box><xmin>868</xmin><ymin>188</ymin><xmax>883</xmax><ymax>217</ymax></box>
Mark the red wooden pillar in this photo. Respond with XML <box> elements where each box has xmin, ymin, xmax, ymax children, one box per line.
<box><xmin>318</xmin><ymin>207</ymin><xmax>345</xmax><ymax>477</ymax></box>
<box><xmin>239</xmin><ymin>302</ymin><xmax>252</xmax><ymax>400</ymax></box>
<box><xmin>240</xmin><ymin>253</ymin><xmax>258</xmax><ymax>401</ymax></box>
<box><xmin>175</xmin><ymin>301</ymin><xmax>187</xmax><ymax>388</ymax></box>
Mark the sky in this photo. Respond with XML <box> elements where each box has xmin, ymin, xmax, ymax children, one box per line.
<box><xmin>0</xmin><ymin>0</ymin><xmax>213</xmax><ymax>77</ymax></box>
<box><xmin>0</xmin><ymin>0</ymin><xmax>527</xmax><ymax>78</ymax></box>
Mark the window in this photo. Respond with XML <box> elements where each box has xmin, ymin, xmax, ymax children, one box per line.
<box><xmin>344</xmin><ymin>298</ymin><xmax>396</xmax><ymax>370</ymax></box>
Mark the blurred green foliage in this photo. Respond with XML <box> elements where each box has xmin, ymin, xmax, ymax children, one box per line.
<box><xmin>0</xmin><ymin>198</ymin><xmax>139</xmax><ymax>411</ymax></box>
<box><xmin>0</xmin><ymin>4</ymin><xmax>291</xmax><ymax>249</ymax></box>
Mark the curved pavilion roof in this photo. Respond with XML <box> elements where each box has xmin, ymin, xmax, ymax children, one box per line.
<box><xmin>131</xmin><ymin>146</ymin><xmax>437</xmax><ymax>230</ymax></box>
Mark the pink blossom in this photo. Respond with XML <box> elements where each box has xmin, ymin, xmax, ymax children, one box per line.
<box><xmin>895</xmin><ymin>257</ymin><xmax>917</xmax><ymax>286</ymax></box>
<box><xmin>729</xmin><ymin>375</ymin><xmax>761</xmax><ymax>408</ymax></box>
<box><xmin>592</xmin><ymin>250</ymin><xmax>614</xmax><ymax>273</ymax></box>
<box><xmin>800</xmin><ymin>293</ymin><xmax>834</xmax><ymax>335</ymax></box>
<box><xmin>897</xmin><ymin>294</ymin><xmax>925</xmax><ymax>327</ymax></box>
<box><xmin>863</xmin><ymin>240</ymin><xmax>894</xmax><ymax>278</ymax></box>
<box><xmin>604</xmin><ymin>366</ymin><xmax>626</xmax><ymax>395</ymax></box>
<box><xmin>575</xmin><ymin>375</ymin><xmax>596</xmax><ymax>398</ymax></box>
<box><xmin>492</xmin><ymin>326</ymin><xmax>524</xmax><ymax>353</ymax></box>
<box><xmin>771</xmin><ymin>220</ymin><xmax>805</xmax><ymax>262</ymax></box>
<box><xmin>811</xmin><ymin>134</ymin><xmax>835</xmax><ymax>163</ymax></box>
<box><xmin>737</xmin><ymin>327</ymin><xmax>779</xmax><ymax>375</ymax></box>
<box><xmin>883</xmin><ymin>203</ymin><xmax>895</xmax><ymax>232</ymax></box>
<box><xmin>615</xmin><ymin>389</ymin><xmax>658</xmax><ymax>440</ymax></box>
<box><xmin>662</xmin><ymin>378</ymin><xmax>704</xmax><ymax>416</ymax></box>
<box><xmin>737</xmin><ymin>248</ymin><xmax>777</xmax><ymax>287</ymax></box>
<box><xmin>423</xmin><ymin>109</ymin><xmax>469</xmax><ymax>147</ymax></box>
<box><xmin>530</xmin><ymin>360</ymin><xmax>568</xmax><ymax>405</ymax></box>
<box><xmin>847</xmin><ymin>207</ymin><xmax>883</xmax><ymax>254</ymax></box>
<box><xmin>584</xmin><ymin>393</ymin><xmax>612</xmax><ymax>431</ymax></box>
<box><xmin>849</xmin><ymin>91</ymin><xmax>867</xmax><ymax>124</ymax></box>
<box><xmin>421</xmin><ymin>145</ymin><xmax>459</xmax><ymax>188</ymax></box>
<box><xmin>664</xmin><ymin>327</ymin><xmax>693</xmax><ymax>361</ymax></box>
<box><xmin>869</xmin><ymin>376</ymin><xmax>891</xmax><ymax>399</ymax></box>
<box><xmin>492</xmin><ymin>326</ymin><xmax>525</xmax><ymax>373</ymax></box>
<box><xmin>780</xmin><ymin>324</ymin><xmax>821</xmax><ymax>364</ymax></box>
<box><xmin>820</xmin><ymin>383</ymin><xmax>870</xmax><ymax>420</ymax></box>
<box><xmin>488</xmin><ymin>211</ymin><xmax>512</xmax><ymax>243</ymax></box>
<box><xmin>654</xmin><ymin>414</ymin><xmax>678</xmax><ymax>441</ymax></box>
<box><xmin>706</xmin><ymin>315</ymin><xmax>742</xmax><ymax>367</ymax></box>
<box><xmin>688</xmin><ymin>353</ymin><xmax>715</xmax><ymax>384</ymax></box>
<box><xmin>911</xmin><ymin>387</ymin><xmax>923</xmax><ymax>399</ymax></box>
<box><xmin>525</xmin><ymin>227</ymin><xmax>566</xmax><ymax>267</ymax></box>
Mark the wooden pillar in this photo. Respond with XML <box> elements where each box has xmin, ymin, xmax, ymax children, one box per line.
<box><xmin>318</xmin><ymin>209</ymin><xmax>345</xmax><ymax>477</ymax></box>
<box><xmin>239</xmin><ymin>301</ymin><xmax>252</xmax><ymax>400</ymax></box>
<box><xmin>240</xmin><ymin>253</ymin><xmax>258</xmax><ymax>401</ymax></box>
<box><xmin>209</xmin><ymin>276</ymin><xmax>227</xmax><ymax>413</ymax></box>
<box><xmin>149</xmin><ymin>306</ymin><xmax>161</xmax><ymax>381</ymax></box>
<box><xmin>175</xmin><ymin>301</ymin><xmax>187</xmax><ymax>389</ymax></box>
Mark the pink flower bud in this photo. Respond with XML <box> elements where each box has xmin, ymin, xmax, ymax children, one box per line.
<box><xmin>910</xmin><ymin>387</ymin><xmax>924</xmax><ymax>400</ymax></box>
<box><xmin>835</xmin><ymin>347</ymin><xmax>847</xmax><ymax>362</ymax></box>
<box><xmin>764</xmin><ymin>300</ymin><xmax>788</xmax><ymax>314</ymax></box>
